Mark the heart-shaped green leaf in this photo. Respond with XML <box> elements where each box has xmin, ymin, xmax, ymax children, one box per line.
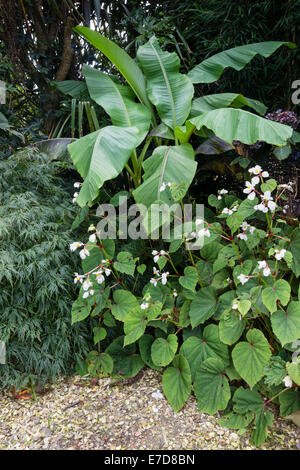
<box><xmin>189</xmin><ymin>287</ymin><xmax>218</xmax><ymax>328</ymax></box>
<box><xmin>262</xmin><ymin>279</ymin><xmax>291</xmax><ymax>313</ymax></box>
<box><xmin>194</xmin><ymin>358</ymin><xmax>231</xmax><ymax>414</ymax></box>
<box><xmin>111</xmin><ymin>290</ymin><xmax>139</xmax><ymax>321</ymax></box>
<box><xmin>162</xmin><ymin>355</ymin><xmax>191</xmax><ymax>411</ymax></box>
<box><xmin>232</xmin><ymin>329</ymin><xmax>271</xmax><ymax>388</ymax></box>
<box><xmin>179</xmin><ymin>266</ymin><xmax>198</xmax><ymax>291</ymax></box>
<box><xmin>271</xmin><ymin>302</ymin><xmax>300</xmax><ymax>346</ymax></box>
<box><xmin>151</xmin><ymin>334</ymin><xmax>178</xmax><ymax>367</ymax></box>
<box><xmin>181</xmin><ymin>324</ymin><xmax>229</xmax><ymax>381</ymax></box>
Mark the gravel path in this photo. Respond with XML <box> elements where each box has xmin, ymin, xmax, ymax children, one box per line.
<box><xmin>0</xmin><ymin>368</ymin><xmax>299</xmax><ymax>450</ymax></box>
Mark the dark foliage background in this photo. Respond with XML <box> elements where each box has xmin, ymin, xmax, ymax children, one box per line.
<box><xmin>0</xmin><ymin>148</ymin><xmax>94</xmax><ymax>390</ymax></box>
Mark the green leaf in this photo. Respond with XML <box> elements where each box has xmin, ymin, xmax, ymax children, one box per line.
<box><xmin>123</xmin><ymin>308</ymin><xmax>147</xmax><ymax>346</ymax></box>
<box><xmin>190</xmin><ymin>93</ymin><xmax>267</xmax><ymax>117</ymax></box>
<box><xmin>179</xmin><ymin>266</ymin><xmax>198</xmax><ymax>291</ymax></box>
<box><xmin>74</xmin><ymin>27</ymin><xmax>152</xmax><ymax>111</ymax></box>
<box><xmin>83</xmin><ymin>65</ymin><xmax>151</xmax><ymax>145</ymax></box>
<box><xmin>111</xmin><ymin>290</ymin><xmax>139</xmax><ymax>321</ymax></box>
<box><xmin>194</xmin><ymin>358</ymin><xmax>231</xmax><ymax>414</ymax></box>
<box><xmin>133</xmin><ymin>144</ymin><xmax>197</xmax><ymax>209</ymax></box>
<box><xmin>279</xmin><ymin>389</ymin><xmax>300</xmax><ymax>417</ymax></box>
<box><xmin>264</xmin><ymin>356</ymin><xmax>287</xmax><ymax>386</ymax></box>
<box><xmin>137</xmin><ymin>36</ymin><xmax>194</xmax><ymax>129</ymax></box>
<box><xmin>139</xmin><ymin>334</ymin><xmax>161</xmax><ymax>370</ymax></box>
<box><xmin>273</xmin><ymin>144</ymin><xmax>292</xmax><ymax>160</ymax></box>
<box><xmin>250</xmin><ymin>408</ymin><xmax>274</xmax><ymax>447</ymax></box>
<box><xmin>290</xmin><ymin>228</ymin><xmax>300</xmax><ymax>277</ymax></box>
<box><xmin>150</xmin><ymin>123</ymin><xmax>175</xmax><ymax>140</ymax></box>
<box><xmin>55</xmin><ymin>80</ymin><xmax>89</xmax><ymax>99</ymax></box>
<box><xmin>137</xmin><ymin>264</ymin><xmax>146</xmax><ymax>275</ymax></box>
<box><xmin>68</xmin><ymin>126</ymin><xmax>140</xmax><ymax>206</ymax></box>
<box><xmin>189</xmin><ymin>287</ymin><xmax>218</xmax><ymax>328</ymax></box>
<box><xmin>87</xmin><ymin>351</ymin><xmax>114</xmax><ymax>376</ymax></box>
<box><xmin>262</xmin><ymin>279</ymin><xmax>291</xmax><ymax>313</ymax></box>
<box><xmin>232</xmin><ymin>329</ymin><xmax>271</xmax><ymax>388</ymax></box>
<box><xmin>151</xmin><ymin>334</ymin><xmax>178</xmax><ymax>367</ymax></box>
<box><xmin>179</xmin><ymin>300</ymin><xmax>191</xmax><ymax>328</ymax></box>
<box><xmin>286</xmin><ymin>362</ymin><xmax>300</xmax><ymax>386</ymax></box>
<box><xmin>188</xmin><ymin>41</ymin><xmax>296</xmax><ymax>84</ymax></box>
<box><xmin>71</xmin><ymin>298</ymin><xmax>90</xmax><ymax>324</ymax></box>
<box><xmin>181</xmin><ymin>324</ymin><xmax>229</xmax><ymax>381</ymax></box>
<box><xmin>189</xmin><ymin>108</ymin><xmax>293</xmax><ymax>146</ymax></box>
<box><xmin>146</xmin><ymin>301</ymin><xmax>163</xmax><ymax>321</ymax></box>
<box><xmin>162</xmin><ymin>355</ymin><xmax>191</xmax><ymax>412</ymax></box>
<box><xmin>261</xmin><ymin>179</ymin><xmax>277</xmax><ymax>193</ymax></box>
<box><xmin>93</xmin><ymin>327</ymin><xmax>107</xmax><ymax>344</ymax></box>
<box><xmin>232</xmin><ymin>387</ymin><xmax>263</xmax><ymax>414</ymax></box>
<box><xmin>218</xmin><ymin>411</ymin><xmax>254</xmax><ymax>430</ymax></box>
<box><xmin>105</xmin><ymin>336</ymin><xmax>144</xmax><ymax>378</ymax></box>
<box><xmin>219</xmin><ymin>309</ymin><xmax>246</xmax><ymax>345</ymax></box>
<box><xmin>114</xmin><ymin>251</ymin><xmax>137</xmax><ymax>276</ymax></box>
<box><xmin>271</xmin><ymin>302</ymin><xmax>300</xmax><ymax>346</ymax></box>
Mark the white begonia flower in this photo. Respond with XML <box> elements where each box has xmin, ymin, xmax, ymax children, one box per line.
<box><xmin>241</xmin><ymin>222</ymin><xmax>250</xmax><ymax>231</ymax></box>
<box><xmin>274</xmin><ymin>249</ymin><xmax>286</xmax><ymax>260</ymax></box>
<box><xmin>153</xmin><ymin>267</ymin><xmax>160</xmax><ymax>276</ymax></box>
<box><xmin>88</xmin><ymin>224</ymin><xmax>96</xmax><ymax>232</ymax></box>
<box><xmin>141</xmin><ymin>302</ymin><xmax>149</xmax><ymax>310</ymax></box>
<box><xmin>74</xmin><ymin>182</ymin><xmax>81</xmax><ymax>188</ymax></box>
<box><xmin>72</xmin><ymin>192</ymin><xmax>79</xmax><ymax>203</ymax></box>
<box><xmin>258</xmin><ymin>260</ymin><xmax>267</xmax><ymax>269</ymax></box>
<box><xmin>94</xmin><ymin>271</ymin><xmax>105</xmax><ymax>284</ymax></box>
<box><xmin>89</xmin><ymin>290</ymin><xmax>94</xmax><ymax>296</ymax></box>
<box><xmin>153</xmin><ymin>250</ymin><xmax>168</xmax><ymax>263</ymax></box>
<box><xmin>159</xmin><ymin>182</ymin><xmax>171</xmax><ymax>192</ymax></box>
<box><xmin>249</xmin><ymin>226</ymin><xmax>255</xmax><ymax>234</ymax></box>
<box><xmin>79</xmin><ymin>247</ymin><xmax>90</xmax><ymax>260</ymax></box>
<box><xmin>257</xmin><ymin>260</ymin><xmax>271</xmax><ymax>277</ymax></box>
<box><xmin>82</xmin><ymin>291</ymin><xmax>89</xmax><ymax>299</ymax></box>
<box><xmin>74</xmin><ymin>272</ymin><xmax>84</xmax><ymax>284</ymax></box>
<box><xmin>237</xmin><ymin>274</ymin><xmax>249</xmax><ymax>285</ymax></box>
<box><xmin>237</xmin><ymin>233</ymin><xmax>248</xmax><ymax>241</ymax></box>
<box><xmin>102</xmin><ymin>259</ymin><xmax>108</xmax><ymax>264</ymax></box>
<box><xmin>251</xmin><ymin>176</ymin><xmax>260</xmax><ymax>186</ymax></box>
<box><xmin>249</xmin><ymin>165</ymin><xmax>262</xmax><ymax>175</ymax></box>
<box><xmin>150</xmin><ymin>278</ymin><xmax>158</xmax><ymax>287</ymax></box>
<box><xmin>218</xmin><ymin>189</ymin><xmax>228</xmax><ymax>200</ymax></box>
<box><xmin>198</xmin><ymin>228</ymin><xmax>210</xmax><ymax>238</ymax></box>
<box><xmin>232</xmin><ymin>205</ymin><xmax>238</xmax><ymax>212</ymax></box>
<box><xmin>243</xmin><ymin>181</ymin><xmax>256</xmax><ymax>200</ymax></box>
<box><xmin>261</xmin><ymin>171</ymin><xmax>269</xmax><ymax>178</ymax></box>
<box><xmin>232</xmin><ymin>303</ymin><xmax>238</xmax><ymax>310</ymax></box>
<box><xmin>283</xmin><ymin>375</ymin><xmax>293</xmax><ymax>388</ymax></box>
<box><xmin>105</xmin><ymin>268</ymin><xmax>111</xmax><ymax>277</ymax></box>
<box><xmin>173</xmin><ymin>290</ymin><xmax>178</xmax><ymax>298</ymax></box>
<box><xmin>262</xmin><ymin>191</ymin><xmax>276</xmax><ymax>212</ymax></box>
<box><xmin>195</xmin><ymin>218</ymin><xmax>204</xmax><ymax>226</ymax></box>
<box><xmin>254</xmin><ymin>202</ymin><xmax>268</xmax><ymax>213</ymax></box>
<box><xmin>89</xmin><ymin>233</ymin><xmax>96</xmax><ymax>243</ymax></box>
<box><xmin>161</xmin><ymin>272</ymin><xmax>169</xmax><ymax>285</ymax></box>
<box><xmin>82</xmin><ymin>279</ymin><xmax>93</xmax><ymax>291</ymax></box>
<box><xmin>70</xmin><ymin>242</ymin><xmax>83</xmax><ymax>252</ymax></box>
<box><xmin>222</xmin><ymin>207</ymin><xmax>233</xmax><ymax>215</ymax></box>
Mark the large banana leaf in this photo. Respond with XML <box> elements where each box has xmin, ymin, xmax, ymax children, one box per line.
<box><xmin>137</xmin><ymin>37</ymin><xmax>194</xmax><ymax>130</ymax></box>
<box><xmin>190</xmin><ymin>93</ymin><xmax>267</xmax><ymax>117</ymax></box>
<box><xmin>55</xmin><ymin>80</ymin><xmax>89</xmax><ymax>100</ymax></box>
<box><xmin>188</xmin><ymin>41</ymin><xmax>296</xmax><ymax>84</ymax></box>
<box><xmin>182</xmin><ymin>108</ymin><xmax>293</xmax><ymax>146</ymax></box>
<box><xmin>133</xmin><ymin>144</ymin><xmax>197</xmax><ymax>208</ymax></box>
<box><xmin>68</xmin><ymin>126</ymin><xmax>140</xmax><ymax>207</ymax></box>
<box><xmin>83</xmin><ymin>65</ymin><xmax>151</xmax><ymax>145</ymax></box>
<box><xmin>74</xmin><ymin>26</ymin><xmax>153</xmax><ymax>113</ymax></box>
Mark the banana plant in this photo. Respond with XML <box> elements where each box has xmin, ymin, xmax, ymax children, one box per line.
<box><xmin>64</xmin><ymin>27</ymin><xmax>296</xmax><ymax>210</ymax></box>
